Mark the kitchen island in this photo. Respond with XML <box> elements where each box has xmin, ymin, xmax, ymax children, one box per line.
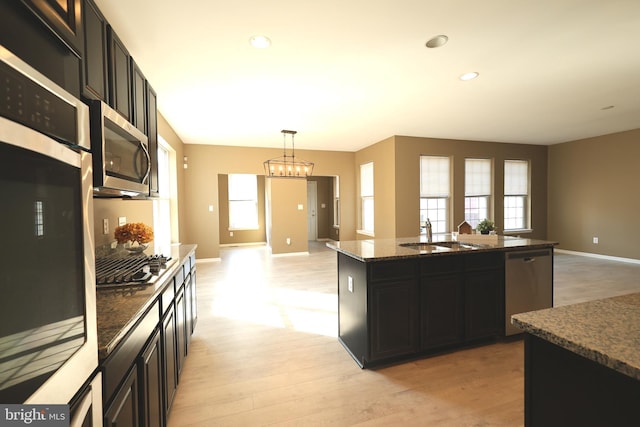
<box><xmin>512</xmin><ymin>293</ymin><xmax>640</xmax><ymax>427</ymax></box>
<box><xmin>327</xmin><ymin>235</ymin><xmax>556</xmax><ymax>368</ymax></box>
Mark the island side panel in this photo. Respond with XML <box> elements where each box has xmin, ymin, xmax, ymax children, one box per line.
<box><xmin>337</xmin><ymin>252</ymin><xmax>368</xmax><ymax>367</ymax></box>
<box><xmin>525</xmin><ymin>333</ymin><xmax>640</xmax><ymax>427</ymax></box>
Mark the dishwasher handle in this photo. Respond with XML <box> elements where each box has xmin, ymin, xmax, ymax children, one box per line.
<box><xmin>523</xmin><ymin>257</ymin><xmax>536</xmax><ymax>263</ymax></box>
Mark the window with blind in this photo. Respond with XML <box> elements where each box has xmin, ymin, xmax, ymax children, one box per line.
<box><xmin>360</xmin><ymin>162</ymin><xmax>374</xmax><ymax>234</ymax></box>
<box><xmin>420</xmin><ymin>156</ymin><xmax>450</xmax><ymax>234</ymax></box>
<box><xmin>465</xmin><ymin>158</ymin><xmax>492</xmax><ymax>228</ymax></box>
<box><xmin>504</xmin><ymin>160</ymin><xmax>529</xmax><ymax>230</ymax></box>
<box><xmin>228</xmin><ymin>174</ymin><xmax>259</xmax><ymax>230</ymax></box>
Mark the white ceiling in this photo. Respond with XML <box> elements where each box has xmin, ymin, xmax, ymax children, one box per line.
<box><xmin>95</xmin><ymin>0</ymin><xmax>640</xmax><ymax>152</ymax></box>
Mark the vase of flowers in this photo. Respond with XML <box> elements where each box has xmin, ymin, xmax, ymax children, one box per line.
<box><xmin>114</xmin><ymin>223</ymin><xmax>154</xmax><ymax>254</ymax></box>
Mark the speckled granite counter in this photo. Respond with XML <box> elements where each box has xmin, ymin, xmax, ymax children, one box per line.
<box><xmin>96</xmin><ymin>244</ymin><xmax>197</xmax><ymax>359</ymax></box>
<box><xmin>326</xmin><ymin>235</ymin><xmax>557</xmax><ymax>261</ymax></box>
<box><xmin>512</xmin><ymin>292</ymin><xmax>640</xmax><ymax>380</ymax></box>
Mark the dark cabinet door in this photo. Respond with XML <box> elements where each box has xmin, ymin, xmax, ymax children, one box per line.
<box><xmin>465</xmin><ymin>269</ymin><xmax>502</xmax><ymax>340</ymax></box>
<box><xmin>20</xmin><ymin>0</ymin><xmax>83</xmax><ymax>55</ymax></box>
<box><xmin>131</xmin><ymin>59</ymin><xmax>147</xmax><ymax>134</ymax></box>
<box><xmin>139</xmin><ymin>329</ymin><xmax>163</xmax><ymax>427</ymax></box>
<box><xmin>147</xmin><ymin>84</ymin><xmax>159</xmax><ymax>196</ymax></box>
<box><xmin>184</xmin><ymin>274</ymin><xmax>193</xmax><ymax>349</ymax></box>
<box><xmin>161</xmin><ymin>305</ymin><xmax>178</xmax><ymax>415</ymax></box>
<box><xmin>107</xmin><ymin>26</ymin><xmax>131</xmax><ymax>120</ymax></box>
<box><xmin>421</xmin><ymin>273</ymin><xmax>464</xmax><ymax>350</ymax></box>
<box><xmin>190</xmin><ymin>269</ymin><xmax>198</xmax><ymax>332</ymax></box>
<box><xmin>81</xmin><ymin>0</ymin><xmax>107</xmax><ymax>100</ymax></box>
<box><xmin>369</xmin><ymin>279</ymin><xmax>419</xmax><ymax>362</ymax></box>
<box><xmin>175</xmin><ymin>285</ymin><xmax>187</xmax><ymax>376</ymax></box>
<box><xmin>104</xmin><ymin>365</ymin><xmax>139</xmax><ymax>427</ymax></box>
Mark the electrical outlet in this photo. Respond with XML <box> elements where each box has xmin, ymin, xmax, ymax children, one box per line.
<box><xmin>286</xmin><ymin>237</ymin><xmax>291</xmax><ymax>245</ymax></box>
<box><xmin>593</xmin><ymin>237</ymin><xmax>599</xmax><ymax>244</ymax></box>
<box><xmin>229</xmin><ymin>231</ymin><xmax>233</xmax><ymax>237</ymax></box>
<box><xmin>118</xmin><ymin>216</ymin><xmax>126</xmax><ymax>226</ymax></box>
<box><xmin>348</xmin><ymin>276</ymin><xmax>354</xmax><ymax>293</ymax></box>
<box><xmin>102</xmin><ymin>219</ymin><xmax>109</xmax><ymax>235</ymax></box>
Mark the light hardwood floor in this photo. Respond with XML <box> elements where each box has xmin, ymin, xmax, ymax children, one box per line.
<box><xmin>167</xmin><ymin>244</ymin><xmax>640</xmax><ymax>427</ymax></box>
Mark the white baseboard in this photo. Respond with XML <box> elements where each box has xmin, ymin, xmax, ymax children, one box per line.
<box><xmin>554</xmin><ymin>249</ymin><xmax>640</xmax><ymax>265</ymax></box>
<box><xmin>219</xmin><ymin>242</ymin><xmax>267</xmax><ymax>248</ymax></box>
<box><xmin>270</xmin><ymin>251</ymin><xmax>310</xmax><ymax>257</ymax></box>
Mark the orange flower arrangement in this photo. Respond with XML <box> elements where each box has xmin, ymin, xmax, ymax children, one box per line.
<box><xmin>114</xmin><ymin>223</ymin><xmax>154</xmax><ymax>245</ymax></box>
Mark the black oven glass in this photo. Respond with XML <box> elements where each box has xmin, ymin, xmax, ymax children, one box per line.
<box><xmin>0</xmin><ymin>142</ymin><xmax>85</xmax><ymax>403</ymax></box>
<box><xmin>104</xmin><ymin>117</ymin><xmax>149</xmax><ymax>184</ymax></box>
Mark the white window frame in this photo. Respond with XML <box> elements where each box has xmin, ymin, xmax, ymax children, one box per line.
<box><xmin>153</xmin><ymin>135</ymin><xmax>177</xmax><ymax>247</ymax></box>
<box><xmin>360</xmin><ymin>162</ymin><xmax>374</xmax><ymax>235</ymax></box>
<box><xmin>465</xmin><ymin>158</ymin><xmax>492</xmax><ymax>229</ymax></box>
<box><xmin>504</xmin><ymin>159</ymin><xmax>530</xmax><ymax>231</ymax></box>
<box><xmin>228</xmin><ymin>174</ymin><xmax>259</xmax><ymax>230</ymax></box>
<box><xmin>420</xmin><ymin>156</ymin><xmax>451</xmax><ymax>234</ymax></box>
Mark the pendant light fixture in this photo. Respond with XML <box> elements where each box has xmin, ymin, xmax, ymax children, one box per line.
<box><xmin>263</xmin><ymin>130</ymin><xmax>314</xmax><ymax>178</ymax></box>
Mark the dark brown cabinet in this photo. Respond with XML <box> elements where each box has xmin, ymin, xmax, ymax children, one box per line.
<box><xmin>81</xmin><ymin>0</ymin><xmax>107</xmax><ymax>101</ymax></box>
<box><xmin>131</xmin><ymin>60</ymin><xmax>147</xmax><ymax>134</ymax></box>
<box><xmin>147</xmin><ymin>84</ymin><xmax>159</xmax><ymax>196</ymax></box>
<box><xmin>370</xmin><ymin>279</ymin><xmax>419</xmax><ymax>361</ymax></box>
<box><xmin>338</xmin><ymin>250</ymin><xmax>505</xmax><ymax>368</ymax></box>
<box><xmin>175</xmin><ymin>285</ymin><xmax>187</xmax><ymax>376</ymax></box>
<box><xmin>104</xmin><ymin>366</ymin><xmax>139</xmax><ymax>427</ymax></box>
<box><xmin>20</xmin><ymin>0</ymin><xmax>83</xmax><ymax>55</ymax></box>
<box><xmin>139</xmin><ymin>329</ymin><xmax>163</xmax><ymax>427</ymax></box>
<box><xmin>107</xmin><ymin>27</ymin><xmax>131</xmax><ymax>120</ymax></box>
<box><xmin>162</xmin><ymin>304</ymin><xmax>178</xmax><ymax>415</ymax></box>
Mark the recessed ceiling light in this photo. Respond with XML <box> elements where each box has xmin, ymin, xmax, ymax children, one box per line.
<box><xmin>249</xmin><ymin>35</ymin><xmax>271</xmax><ymax>49</ymax></box>
<box><xmin>426</xmin><ymin>35</ymin><xmax>448</xmax><ymax>48</ymax></box>
<box><xmin>459</xmin><ymin>72</ymin><xmax>479</xmax><ymax>81</ymax></box>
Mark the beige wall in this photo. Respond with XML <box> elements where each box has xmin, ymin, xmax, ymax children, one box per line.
<box><xmin>267</xmin><ymin>178</ymin><xmax>309</xmax><ymax>254</ymax></box>
<box><xmin>218</xmin><ymin>174</ymin><xmax>267</xmax><ymax>245</ymax></box>
<box><xmin>548</xmin><ymin>128</ymin><xmax>640</xmax><ymax>259</ymax></box>
<box><xmin>93</xmin><ymin>198</ymin><xmax>154</xmax><ymax>249</ymax></box>
<box><xmin>182</xmin><ymin>144</ymin><xmax>356</xmax><ymax>259</ymax></box>
<box><xmin>354</xmin><ymin>135</ymin><xmax>548</xmax><ymax>240</ymax></box>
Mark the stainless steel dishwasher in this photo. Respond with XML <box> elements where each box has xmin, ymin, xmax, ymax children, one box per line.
<box><xmin>505</xmin><ymin>248</ymin><xmax>553</xmax><ymax>335</ymax></box>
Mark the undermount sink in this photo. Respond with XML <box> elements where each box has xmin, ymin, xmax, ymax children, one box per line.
<box><xmin>399</xmin><ymin>242</ymin><xmax>440</xmax><ymax>251</ymax></box>
<box><xmin>400</xmin><ymin>241</ymin><xmax>482</xmax><ymax>251</ymax></box>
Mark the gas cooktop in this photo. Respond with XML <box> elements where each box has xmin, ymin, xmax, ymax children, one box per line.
<box><xmin>95</xmin><ymin>254</ymin><xmax>174</xmax><ymax>289</ymax></box>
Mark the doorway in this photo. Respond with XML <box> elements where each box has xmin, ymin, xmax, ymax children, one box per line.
<box><xmin>307</xmin><ymin>181</ymin><xmax>317</xmax><ymax>241</ymax></box>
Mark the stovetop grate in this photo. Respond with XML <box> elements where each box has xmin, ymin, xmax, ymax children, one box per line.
<box><xmin>95</xmin><ymin>254</ymin><xmax>172</xmax><ymax>287</ymax></box>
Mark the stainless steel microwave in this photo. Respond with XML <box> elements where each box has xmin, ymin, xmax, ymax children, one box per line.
<box><xmin>90</xmin><ymin>100</ymin><xmax>150</xmax><ymax>197</ymax></box>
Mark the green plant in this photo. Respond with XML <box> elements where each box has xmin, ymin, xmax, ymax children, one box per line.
<box><xmin>476</xmin><ymin>218</ymin><xmax>495</xmax><ymax>234</ymax></box>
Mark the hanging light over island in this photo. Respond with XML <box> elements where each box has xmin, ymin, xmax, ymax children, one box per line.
<box><xmin>263</xmin><ymin>130</ymin><xmax>314</xmax><ymax>178</ymax></box>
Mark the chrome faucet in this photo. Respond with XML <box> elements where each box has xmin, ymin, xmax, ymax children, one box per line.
<box><xmin>425</xmin><ymin>218</ymin><xmax>432</xmax><ymax>242</ymax></box>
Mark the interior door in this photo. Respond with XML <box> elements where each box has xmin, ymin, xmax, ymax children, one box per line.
<box><xmin>307</xmin><ymin>181</ymin><xmax>317</xmax><ymax>241</ymax></box>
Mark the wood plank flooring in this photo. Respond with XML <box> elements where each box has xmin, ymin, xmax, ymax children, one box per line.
<box><xmin>168</xmin><ymin>244</ymin><xmax>640</xmax><ymax>426</ymax></box>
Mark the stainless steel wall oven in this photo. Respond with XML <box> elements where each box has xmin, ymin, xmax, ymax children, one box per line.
<box><xmin>0</xmin><ymin>44</ymin><xmax>100</xmax><ymax>416</ymax></box>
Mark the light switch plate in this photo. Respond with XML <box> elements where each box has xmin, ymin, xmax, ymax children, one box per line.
<box><xmin>118</xmin><ymin>217</ymin><xmax>126</xmax><ymax>226</ymax></box>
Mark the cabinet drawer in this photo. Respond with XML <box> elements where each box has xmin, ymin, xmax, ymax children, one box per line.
<box><xmin>103</xmin><ymin>300</ymin><xmax>159</xmax><ymax>406</ymax></box>
<box><xmin>161</xmin><ymin>277</ymin><xmax>175</xmax><ymax>316</ymax></box>
<box><xmin>465</xmin><ymin>251</ymin><xmax>503</xmax><ymax>271</ymax></box>
<box><xmin>369</xmin><ymin>259</ymin><xmax>417</xmax><ymax>282</ymax></box>
<box><xmin>420</xmin><ymin>255</ymin><xmax>463</xmax><ymax>276</ymax></box>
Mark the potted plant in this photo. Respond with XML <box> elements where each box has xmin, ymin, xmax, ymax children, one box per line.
<box><xmin>476</xmin><ymin>218</ymin><xmax>495</xmax><ymax>235</ymax></box>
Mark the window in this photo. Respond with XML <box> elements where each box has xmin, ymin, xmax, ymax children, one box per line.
<box><xmin>228</xmin><ymin>174</ymin><xmax>259</xmax><ymax>230</ymax></box>
<box><xmin>333</xmin><ymin>176</ymin><xmax>340</xmax><ymax>227</ymax></box>
<box><xmin>465</xmin><ymin>158</ymin><xmax>492</xmax><ymax>228</ymax></box>
<box><xmin>504</xmin><ymin>160</ymin><xmax>529</xmax><ymax>230</ymax></box>
<box><xmin>153</xmin><ymin>136</ymin><xmax>176</xmax><ymax>247</ymax></box>
<box><xmin>420</xmin><ymin>156</ymin><xmax>450</xmax><ymax>234</ymax></box>
<box><xmin>360</xmin><ymin>162</ymin><xmax>374</xmax><ymax>234</ymax></box>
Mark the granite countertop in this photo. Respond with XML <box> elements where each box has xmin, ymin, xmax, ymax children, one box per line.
<box><xmin>96</xmin><ymin>243</ymin><xmax>197</xmax><ymax>359</ymax></box>
<box><xmin>326</xmin><ymin>234</ymin><xmax>557</xmax><ymax>262</ymax></box>
<box><xmin>512</xmin><ymin>292</ymin><xmax>640</xmax><ymax>381</ymax></box>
